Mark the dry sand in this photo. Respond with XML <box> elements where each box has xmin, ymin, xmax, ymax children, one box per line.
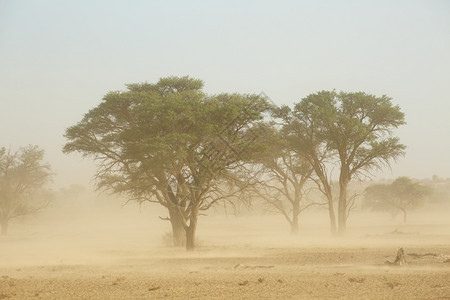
<box><xmin>1</xmin><ymin>204</ymin><xmax>449</xmax><ymax>299</ymax></box>
<box><xmin>1</xmin><ymin>245</ymin><xmax>449</xmax><ymax>299</ymax></box>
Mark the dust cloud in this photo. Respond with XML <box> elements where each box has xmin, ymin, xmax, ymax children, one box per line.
<box><xmin>2</xmin><ymin>188</ymin><xmax>449</xmax><ymax>258</ymax></box>
<box><xmin>1</xmin><ymin>188</ymin><xmax>449</xmax><ymax>298</ymax></box>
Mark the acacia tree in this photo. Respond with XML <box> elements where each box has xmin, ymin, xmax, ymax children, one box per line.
<box><xmin>276</xmin><ymin>96</ymin><xmax>338</xmax><ymax>234</ymax></box>
<box><xmin>250</xmin><ymin>126</ymin><xmax>317</xmax><ymax>234</ymax></box>
<box><xmin>0</xmin><ymin>145</ymin><xmax>52</xmax><ymax>235</ymax></box>
<box><xmin>64</xmin><ymin>77</ymin><xmax>197</xmax><ymax>246</ymax></box>
<box><xmin>327</xmin><ymin>91</ymin><xmax>405</xmax><ymax>234</ymax></box>
<box><xmin>282</xmin><ymin>91</ymin><xmax>406</xmax><ymax>234</ymax></box>
<box><xmin>364</xmin><ymin>177</ymin><xmax>431</xmax><ymax>223</ymax></box>
<box><xmin>64</xmin><ymin>76</ymin><xmax>271</xmax><ymax>250</ymax></box>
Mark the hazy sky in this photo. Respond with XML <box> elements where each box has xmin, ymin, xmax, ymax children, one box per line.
<box><xmin>1</xmin><ymin>0</ymin><xmax>449</xmax><ymax>188</ymax></box>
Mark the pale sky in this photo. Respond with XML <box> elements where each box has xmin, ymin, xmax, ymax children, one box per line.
<box><xmin>1</xmin><ymin>0</ymin><xmax>449</xmax><ymax>188</ymax></box>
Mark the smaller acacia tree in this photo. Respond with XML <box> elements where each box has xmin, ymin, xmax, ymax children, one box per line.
<box><xmin>276</xmin><ymin>99</ymin><xmax>338</xmax><ymax>234</ymax></box>
<box><xmin>363</xmin><ymin>177</ymin><xmax>432</xmax><ymax>223</ymax></box>
<box><xmin>250</xmin><ymin>127</ymin><xmax>317</xmax><ymax>234</ymax></box>
<box><xmin>284</xmin><ymin>91</ymin><xmax>406</xmax><ymax>234</ymax></box>
<box><xmin>0</xmin><ymin>145</ymin><xmax>52</xmax><ymax>235</ymax></box>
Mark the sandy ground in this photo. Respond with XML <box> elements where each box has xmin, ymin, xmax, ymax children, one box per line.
<box><xmin>0</xmin><ymin>245</ymin><xmax>449</xmax><ymax>299</ymax></box>
<box><xmin>1</xmin><ymin>208</ymin><xmax>449</xmax><ymax>299</ymax></box>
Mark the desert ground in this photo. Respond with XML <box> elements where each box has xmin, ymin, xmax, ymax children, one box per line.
<box><xmin>1</xmin><ymin>200</ymin><xmax>449</xmax><ymax>299</ymax></box>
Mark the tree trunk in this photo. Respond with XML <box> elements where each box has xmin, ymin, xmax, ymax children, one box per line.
<box><xmin>338</xmin><ymin>181</ymin><xmax>348</xmax><ymax>235</ymax></box>
<box><xmin>290</xmin><ymin>222</ymin><xmax>299</xmax><ymax>235</ymax></box>
<box><xmin>327</xmin><ymin>196</ymin><xmax>337</xmax><ymax>235</ymax></box>
<box><xmin>401</xmin><ymin>208</ymin><xmax>407</xmax><ymax>224</ymax></box>
<box><xmin>171</xmin><ymin>220</ymin><xmax>185</xmax><ymax>247</ymax></box>
<box><xmin>1</xmin><ymin>219</ymin><xmax>8</xmax><ymax>236</ymax></box>
<box><xmin>291</xmin><ymin>202</ymin><xmax>299</xmax><ymax>235</ymax></box>
<box><xmin>312</xmin><ymin>164</ymin><xmax>337</xmax><ymax>235</ymax></box>
<box><xmin>185</xmin><ymin>210</ymin><xmax>198</xmax><ymax>251</ymax></box>
<box><xmin>168</xmin><ymin>207</ymin><xmax>186</xmax><ymax>247</ymax></box>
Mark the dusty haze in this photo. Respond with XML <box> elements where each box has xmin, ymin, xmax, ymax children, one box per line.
<box><xmin>1</xmin><ymin>1</ymin><xmax>450</xmax><ymax>298</ymax></box>
<box><xmin>1</xmin><ymin>1</ymin><xmax>450</xmax><ymax>187</ymax></box>
<box><xmin>1</xmin><ymin>190</ymin><xmax>449</xmax><ymax>298</ymax></box>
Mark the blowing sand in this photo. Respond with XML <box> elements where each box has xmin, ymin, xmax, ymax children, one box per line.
<box><xmin>1</xmin><ymin>205</ymin><xmax>449</xmax><ymax>299</ymax></box>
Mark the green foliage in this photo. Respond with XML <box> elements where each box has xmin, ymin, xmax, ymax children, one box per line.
<box><xmin>291</xmin><ymin>91</ymin><xmax>406</xmax><ymax>178</ymax></box>
<box><xmin>248</xmin><ymin>124</ymin><xmax>315</xmax><ymax>233</ymax></box>
<box><xmin>280</xmin><ymin>90</ymin><xmax>406</xmax><ymax>233</ymax></box>
<box><xmin>64</xmin><ymin>80</ymin><xmax>407</xmax><ymax>238</ymax></box>
<box><xmin>64</xmin><ymin>76</ymin><xmax>271</xmax><ymax>197</ymax></box>
<box><xmin>0</xmin><ymin>145</ymin><xmax>52</xmax><ymax>233</ymax></box>
<box><xmin>364</xmin><ymin>177</ymin><xmax>432</xmax><ymax>220</ymax></box>
<box><xmin>63</xmin><ymin>76</ymin><xmax>273</xmax><ymax>249</ymax></box>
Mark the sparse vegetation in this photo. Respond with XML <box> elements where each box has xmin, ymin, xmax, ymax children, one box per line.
<box><xmin>364</xmin><ymin>177</ymin><xmax>432</xmax><ymax>223</ymax></box>
<box><xmin>63</xmin><ymin>76</ymin><xmax>273</xmax><ymax>250</ymax></box>
<box><xmin>0</xmin><ymin>145</ymin><xmax>52</xmax><ymax>235</ymax></box>
<box><xmin>1</xmin><ymin>1</ymin><xmax>449</xmax><ymax>298</ymax></box>
<box><xmin>63</xmin><ymin>79</ymin><xmax>409</xmax><ymax>242</ymax></box>
<box><xmin>248</xmin><ymin>125</ymin><xmax>318</xmax><ymax>235</ymax></box>
<box><xmin>276</xmin><ymin>91</ymin><xmax>406</xmax><ymax>234</ymax></box>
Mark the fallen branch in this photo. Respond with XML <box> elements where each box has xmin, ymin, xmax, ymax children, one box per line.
<box><xmin>408</xmin><ymin>252</ymin><xmax>450</xmax><ymax>262</ymax></box>
<box><xmin>233</xmin><ymin>264</ymin><xmax>275</xmax><ymax>270</ymax></box>
<box><xmin>408</xmin><ymin>253</ymin><xmax>439</xmax><ymax>258</ymax></box>
<box><xmin>238</xmin><ymin>280</ymin><xmax>249</xmax><ymax>286</ymax></box>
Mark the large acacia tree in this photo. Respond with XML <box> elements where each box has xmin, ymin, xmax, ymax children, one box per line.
<box><xmin>63</xmin><ymin>76</ymin><xmax>271</xmax><ymax>250</ymax></box>
<box><xmin>283</xmin><ymin>91</ymin><xmax>406</xmax><ymax>234</ymax></box>
<box><xmin>0</xmin><ymin>145</ymin><xmax>52</xmax><ymax>235</ymax></box>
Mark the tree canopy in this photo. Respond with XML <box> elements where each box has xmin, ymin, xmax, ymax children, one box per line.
<box><xmin>248</xmin><ymin>124</ymin><xmax>316</xmax><ymax>234</ymax></box>
<box><xmin>63</xmin><ymin>76</ymin><xmax>272</xmax><ymax>249</ymax></box>
<box><xmin>364</xmin><ymin>177</ymin><xmax>432</xmax><ymax>223</ymax></box>
<box><xmin>0</xmin><ymin>145</ymin><xmax>52</xmax><ymax>235</ymax></box>
<box><xmin>280</xmin><ymin>91</ymin><xmax>406</xmax><ymax>234</ymax></box>
<box><xmin>64</xmin><ymin>78</ymin><xmax>407</xmax><ymax>243</ymax></box>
